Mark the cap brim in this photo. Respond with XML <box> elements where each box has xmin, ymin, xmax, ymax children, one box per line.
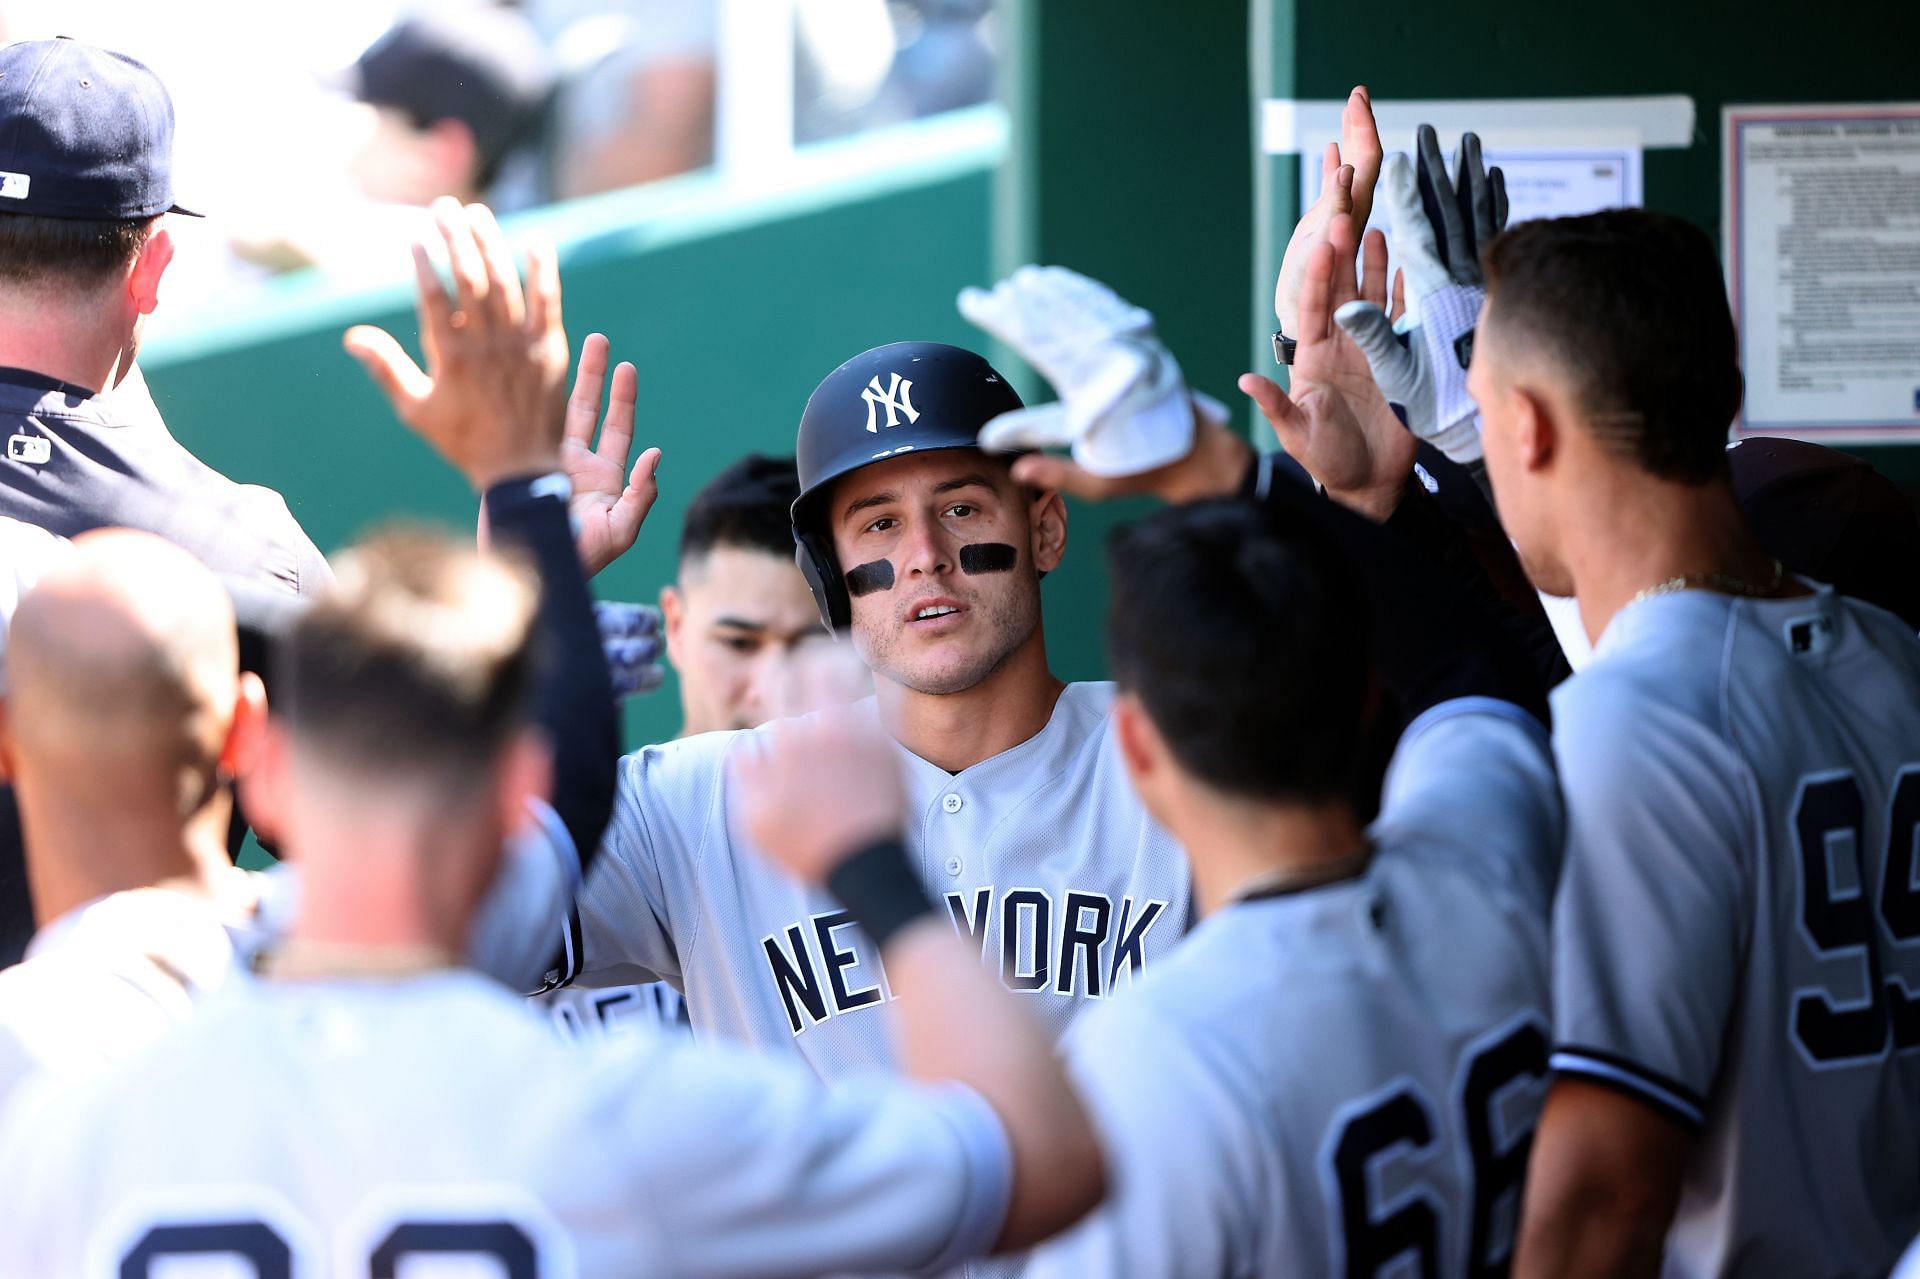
<box><xmin>165</xmin><ymin>201</ymin><xmax>204</xmax><ymax>219</ymax></box>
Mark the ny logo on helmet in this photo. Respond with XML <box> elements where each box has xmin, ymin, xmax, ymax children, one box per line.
<box><xmin>861</xmin><ymin>373</ymin><xmax>920</xmax><ymax>433</ymax></box>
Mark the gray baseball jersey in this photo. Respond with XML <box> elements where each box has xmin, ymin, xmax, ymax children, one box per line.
<box><xmin>1549</xmin><ymin>584</ymin><xmax>1920</xmax><ymax>1278</ymax></box>
<box><xmin>0</xmin><ymin>802</ymin><xmax>578</xmax><ymax>1113</ymax></box>
<box><xmin>0</xmin><ymin>878</ymin><xmax>253</xmax><ymax>1118</ymax></box>
<box><xmin>1022</xmin><ymin>698</ymin><xmax>1561</xmax><ymax>1279</ymax></box>
<box><xmin>541</xmin><ymin>979</ymin><xmax>690</xmax><ymax>1039</ymax></box>
<box><xmin>0</xmin><ymin>970</ymin><xmax>1013</xmax><ymax>1278</ymax></box>
<box><xmin>553</xmin><ymin>681</ymin><xmax>1191</xmax><ymax>1074</ymax></box>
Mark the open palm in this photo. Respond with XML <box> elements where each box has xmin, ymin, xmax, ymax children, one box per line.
<box><xmin>562</xmin><ymin>333</ymin><xmax>661</xmax><ymax>577</ymax></box>
<box><xmin>1243</xmin><ymin>213</ymin><xmax>1417</xmax><ymax>522</ymax></box>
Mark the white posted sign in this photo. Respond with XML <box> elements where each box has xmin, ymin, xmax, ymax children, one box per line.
<box><xmin>1725</xmin><ymin>103</ymin><xmax>1920</xmax><ymax>441</ymax></box>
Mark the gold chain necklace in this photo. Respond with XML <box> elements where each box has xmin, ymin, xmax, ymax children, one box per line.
<box><xmin>1632</xmin><ymin>558</ymin><xmax>1786</xmax><ymax>605</ymax></box>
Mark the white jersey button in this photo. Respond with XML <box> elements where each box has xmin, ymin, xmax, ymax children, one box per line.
<box><xmin>941</xmin><ymin>793</ymin><xmax>964</xmax><ymax>814</ymax></box>
<box><xmin>944</xmin><ymin>856</ymin><xmax>963</xmax><ymax>876</ymax></box>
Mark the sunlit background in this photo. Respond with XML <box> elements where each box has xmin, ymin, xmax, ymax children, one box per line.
<box><xmin>0</xmin><ymin>0</ymin><xmax>1000</xmax><ymax>322</ymax></box>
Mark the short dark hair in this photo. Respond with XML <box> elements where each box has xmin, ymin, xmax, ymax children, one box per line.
<box><xmin>277</xmin><ymin>528</ymin><xmax>538</xmax><ymax>790</ymax></box>
<box><xmin>1483</xmin><ymin>209</ymin><xmax>1743</xmax><ymax>485</ymax></box>
<box><xmin>0</xmin><ymin>213</ymin><xmax>154</xmax><ymax>287</ymax></box>
<box><xmin>680</xmin><ymin>454</ymin><xmax>803</xmax><ymax>571</ymax></box>
<box><xmin>1105</xmin><ymin>499</ymin><xmax>1371</xmax><ymax>804</ymax></box>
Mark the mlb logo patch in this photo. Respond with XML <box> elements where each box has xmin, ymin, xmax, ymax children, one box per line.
<box><xmin>0</xmin><ymin>172</ymin><xmax>29</xmax><ymax>201</ymax></box>
<box><xmin>1787</xmin><ymin>613</ymin><xmax>1836</xmax><ymax>657</ymax></box>
<box><xmin>6</xmin><ymin>433</ymin><xmax>48</xmax><ymax>465</ymax></box>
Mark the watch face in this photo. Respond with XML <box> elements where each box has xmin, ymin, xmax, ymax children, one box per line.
<box><xmin>1271</xmin><ymin>330</ymin><xmax>1297</xmax><ymax>365</ymax></box>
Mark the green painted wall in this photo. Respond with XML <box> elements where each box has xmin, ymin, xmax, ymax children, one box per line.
<box><xmin>1254</xmin><ymin>0</ymin><xmax>1920</xmax><ymax>486</ymax></box>
<box><xmin>993</xmin><ymin>0</ymin><xmax>1257</xmax><ymax>677</ymax></box>
<box><xmin>143</xmin><ymin>110</ymin><xmax>1014</xmax><ymax>751</ymax></box>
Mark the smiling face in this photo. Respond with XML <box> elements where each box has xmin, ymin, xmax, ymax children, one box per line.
<box><xmin>825</xmin><ymin>450</ymin><xmax>1065</xmax><ymax>696</ymax></box>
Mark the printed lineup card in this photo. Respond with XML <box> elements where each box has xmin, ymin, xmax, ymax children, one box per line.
<box><xmin>1725</xmin><ymin>103</ymin><xmax>1920</xmax><ymax>441</ymax></box>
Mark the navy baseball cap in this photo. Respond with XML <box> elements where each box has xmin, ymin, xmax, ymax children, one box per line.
<box><xmin>0</xmin><ymin>37</ymin><xmax>200</xmax><ymax>221</ymax></box>
<box><xmin>349</xmin><ymin>11</ymin><xmax>554</xmax><ymax>175</ymax></box>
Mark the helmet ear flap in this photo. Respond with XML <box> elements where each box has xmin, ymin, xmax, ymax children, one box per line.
<box><xmin>794</xmin><ymin>531</ymin><xmax>849</xmax><ymax>633</ymax></box>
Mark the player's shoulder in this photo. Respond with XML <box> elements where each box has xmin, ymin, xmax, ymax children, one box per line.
<box><xmin>1554</xmin><ymin>593</ymin><xmax>1734</xmax><ymax>724</ymax></box>
<box><xmin>1765</xmin><ymin>584</ymin><xmax>1920</xmax><ymax>675</ymax></box>
<box><xmin>1057</xmin><ymin>679</ymin><xmax>1118</xmax><ymax>718</ymax></box>
<box><xmin>612</xmin><ymin>724</ymin><xmax>760</xmax><ymax>832</ymax></box>
<box><xmin>1070</xmin><ymin>901</ymin><xmax>1305</xmax><ymax>1057</ymax></box>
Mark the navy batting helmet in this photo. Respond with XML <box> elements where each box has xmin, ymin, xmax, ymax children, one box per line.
<box><xmin>791</xmin><ymin>341</ymin><xmax>1023</xmax><ymax>631</ymax></box>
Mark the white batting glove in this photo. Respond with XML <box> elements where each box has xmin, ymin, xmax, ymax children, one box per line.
<box><xmin>957</xmin><ymin>265</ymin><xmax>1203</xmax><ymax>477</ymax></box>
<box><xmin>1334</xmin><ymin>133</ymin><xmax>1504</xmax><ymax>467</ymax></box>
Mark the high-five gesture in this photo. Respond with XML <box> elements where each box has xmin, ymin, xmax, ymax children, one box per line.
<box><xmin>1241</xmin><ymin>212</ymin><xmax>1417</xmax><ymax>522</ymax></box>
<box><xmin>344</xmin><ymin>198</ymin><xmax>571</xmax><ymax>492</ymax></box>
<box><xmin>1333</xmin><ymin>127</ymin><xmax>1508</xmax><ymax>465</ymax></box>
<box><xmin>1274</xmin><ymin>86</ymin><xmax>1383</xmax><ymax>335</ymax></box>
<box><xmin>563</xmin><ymin>333</ymin><xmax>661</xmax><ymax>577</ymax></box>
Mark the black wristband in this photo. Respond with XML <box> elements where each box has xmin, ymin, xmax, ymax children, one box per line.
<box><xmin>482</xmin><ymin>471</ymin><xmax>570</xmax><ymax>521</ymax></box>
<box><xmin>826</xmin><ymin>837</ymin><xmax>937</xmax><ymax>952</ymax></box>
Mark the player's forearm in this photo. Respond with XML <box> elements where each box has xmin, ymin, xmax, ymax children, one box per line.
<box><xmin>1515</xmin><ymin>1084</ymin><xmax>1688</xmax><ymax>1279</ymax></box>
<box><xmin>882</xmin><ymin>920</ymin><xmax>1105</xmax><ymax>1251</ymax></box>
<box><xmin>483</xmin><ymin>476</ymin><xmax>620</xmax><ymax>867</ymax></box>
<box><xmin>1515</xmin><ymin>1182</ymin><xmax>1670</xmax><ymax>1279</ymax></box>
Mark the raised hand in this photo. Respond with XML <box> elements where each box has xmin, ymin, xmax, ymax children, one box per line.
<box><xmin>957</xmin><ymin>265</ymin><xmax>1195</xmax><ymax>476</ymax></box>
<box><xmin>1333</xmin><ymin>127</ymin><xmax>1507</xmax><ymax>465</ymax></box>
<box><xmin>959</xmin><ymin>264</ymin><xmax>1252</xmax><ymax>506</ymax></box>
<box><xmin>562</xmin><ymin>332</ymin><xmax>661</xmax><ymax>576</ymax></box>
<box><xmin>1274</xmin><ymin>86</ymin><xmax>1383</xmax><ymax>334</ymax></box>
<box><xmin>1241</xmin><ymin>211</ymin><xmax>1417</xmax><ymax>522</ymax></box>
<box><xmin>343</xmin><ymin>198</ymin><xmax>571</xmax><ymax>492</ymax></box>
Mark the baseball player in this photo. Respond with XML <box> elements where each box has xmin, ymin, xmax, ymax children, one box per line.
<box><xmin>0</xmin><ymin>528</ymin><xmax>1102</xmax><ymax>1279</ymax></box>
<box><xmin>540</xmin><ymin>330</ymin><xmax>1219</xmax><ymax>1074</ymax></box>
<box><xmin>1021</xmin><ymin>487</ymin><xmax>1559</xmax><ymax>1278</ymax></box>
<box><xmin>1293</xmin><ymin>107</ymin><xmax>1920</xmax><ymax>1271</ymax></box>
<box><xmin>967</xmin><ymin>191</ymin><xmax>1555</xmax><ymax>1278</ymax></box>
<box><xmin>1482</xmin><ymin>213</ymin><xmax>1920</xmax><ymax>1279</ymax></box>
<box><xmin>545</xmin><ymin>453</ymin><xmax>826</xmax><ymax>1039</ymax></box>
<box><xmin>0</xmin><ymin>528</ymin><xmax>267</xmax><ymax>1114</ymax></box>
<box><xmin>0</xmin><ymin>201</ymin><xmax>628</xmax><ymax>1111</ymax></box>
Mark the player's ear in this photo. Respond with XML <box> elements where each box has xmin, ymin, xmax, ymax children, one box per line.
<box><xmin>239</xmin><ymin>718</ymin><xmax>292</xmax><ymax>853</ymax></box>
<box><xmin>127</xmin><ymin>224</ymin><xmax>174</xmax><ymax>316</ymax></box>
<box><xmin>496</xmin><ymin>727</ymin><xmax>554</xmax><ymax>840</ymax></box>
<box><xmin>0</xmin><ymin>696</ymin><xmax>14</xmax><ymax>783</ymax></box>
<box><xmin>1513</xmin><ymin>386</ymin><xmax>1556</xmax><ymax>473</ymax></box>
<box><xmin>1112</xmin><ymin>692</ymin><xmax>1157</xmax><ymax>783</ymax></box>
<box><xmin>220</xmin><ymin>671</ymin><xmax>269</xmax><ymax>781</ymax></box>
<box><xmin>1028</xmin><ymin>487</ymin><xmax>1067</xmax><ymax>574</ymax></box>
<box><xmin>659</xmin><ymin>584</ymin><xmax>686</xmax><ymax>668</ymax></box>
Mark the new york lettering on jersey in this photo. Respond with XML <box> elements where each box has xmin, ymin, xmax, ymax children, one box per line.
<box><xmin>762</xmin><ymin>887</ymin><xmax>1170</xmax><ymax>1036</ymax></box>
<box><xmin>567</xmin><ymin>683</ymin><xmax>1192</xmax><ymax>1070</ymax></box>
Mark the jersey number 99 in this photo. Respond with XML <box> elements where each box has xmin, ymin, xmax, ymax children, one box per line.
<box><xmin>1790</xmin><ymin>767</ymin><xmax>1920</xmax><ymax>1066</ymax></box>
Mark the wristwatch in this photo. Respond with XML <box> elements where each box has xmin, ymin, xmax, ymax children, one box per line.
<box><xmin>1271</xmin><ymin>329</ymin><xmax>1297</xmax><ymax>365</ymax></box>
